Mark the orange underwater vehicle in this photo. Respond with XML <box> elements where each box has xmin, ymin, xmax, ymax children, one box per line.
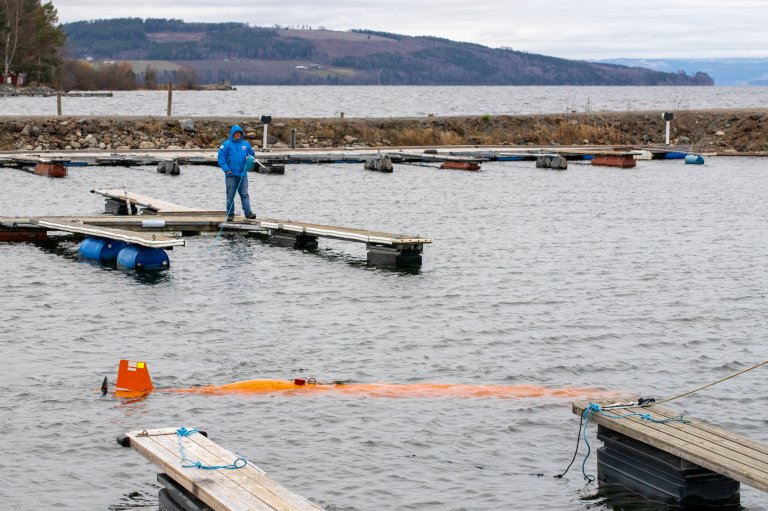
<box><xmin>107</xmin><ymin>360</ymin><xmax>616</xmax><ymax>400</ymax></box>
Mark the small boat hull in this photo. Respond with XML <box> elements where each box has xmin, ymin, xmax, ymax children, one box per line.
<box><xmin>684</xmin><ymin>154</ymin><xmax>705</xmax><ymax>165</ymax></box>
<box><xmin>591</xmin><ymin>155</ymin><xmax>636</xmax><ymax>169</ymax></box>
<box><xmin>440</xmin><ymin>161</ymin><xmax>481</xmax><ymax>171</ymax></box>
<box><xmin>34</xmin><ymin>161</ymin><xmax>68</xmax><ymax>178</ymax></box>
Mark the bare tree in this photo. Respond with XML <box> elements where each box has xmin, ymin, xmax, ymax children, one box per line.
<box><xmin>0</xmin><ymin>0</ymin><xmax>24</xmax><ymax>75</ymax></box>
<box><xmin>176</xmin><ymin>66</ymin><xmax>198</xmax><ymax>89</ymax></box>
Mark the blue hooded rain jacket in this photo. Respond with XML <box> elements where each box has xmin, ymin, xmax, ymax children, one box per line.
<box><xmin>217</xmin><ymin>125</ymin><xmax>255</xmax><ymax>177</ymax></box>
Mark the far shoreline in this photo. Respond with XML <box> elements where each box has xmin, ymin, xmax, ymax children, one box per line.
<box><xmin>1</xmin><ymin>109</ymin><xmax>766</xmax><ymax>154</ymax></box>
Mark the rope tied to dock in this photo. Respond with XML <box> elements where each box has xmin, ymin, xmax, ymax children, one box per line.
<box><xmin>556</xmin><ymin>402</ymin><xmax>688</xmax><ymax>483</ymax></box>
<box><xmin>176</xmin><ymin>427</ymin><xmax>247</xmax><ymax>470</ymax></box>
<box><xmin>658</xmin><ymin>359</ymin><xmax>768</xmax><ymax>405</ymax></box>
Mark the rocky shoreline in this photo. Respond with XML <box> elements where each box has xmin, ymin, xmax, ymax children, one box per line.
<box><xmin>1</xmin><ymin>109</ymin><xmax>767</xmax><ymax>153</ymax></box>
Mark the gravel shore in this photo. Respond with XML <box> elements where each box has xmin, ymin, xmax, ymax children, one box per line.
<box><xmin>1</xmin><ymin>109</ymin><xmax>767</xmax><ymax>153</ymax></box>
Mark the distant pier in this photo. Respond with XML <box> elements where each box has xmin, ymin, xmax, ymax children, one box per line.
<box><xmin>0</xmin><ymin>145</ymin><xmax>692</xmax><ymax>171</ymax></box>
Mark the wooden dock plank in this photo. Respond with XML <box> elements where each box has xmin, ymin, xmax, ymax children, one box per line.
<box><xmin>127</xmin><ymin>429</ymin><xmax>279</xmax><ymax>511</ymax></box>
<box><xmin>32</xmin><ymin>218</ymin><xmax>186</xmax><ymax>248</ymax></box>
<box><xmin>573</xmin><ymin>401</ymin><xmax>768</xmax><ymax>492</ymax></box>
<box><xmin>150</xmin><ymin>433</ymin><xmax>280</xmax><ymax>511</ymax></box>
<box><xmin>152</xmin><ymin>432</ymin><xmax>320</xmax><ymax>511</ymax></box>
<box><xmin>599</xmin><ymin>409</ymin><xmax>768</xmax><ymax>476</ymax></box>
<box><xmin>92</xmin><ymin>188</ymin><xmax>199</xmax><ymax>213</ymax></box>
<box><xmin>126</xmin><ymin>428</ymin><xmax>324</xmax><ymax>511</ymax></box>
<box><xmin>23</xmin><ymin>215</ymin><xmax>225</xmax><ymax>228</ymax></box>
<box><xmin>257</xmin><ymin>218</ymin><xmax>432</xmax><ymax>246</ymax></box>
<box><xmin>648</xmin><ymin>405</ymin><xmax>768</xmax><ymax>458</ymax></box>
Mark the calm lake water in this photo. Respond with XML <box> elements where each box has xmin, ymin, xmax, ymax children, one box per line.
<box><xmin>1</xmin><ymin>154</ymin><xmax>767</xmax><ymax>510</ymax></box>
<box><xmin>1</xmin><ymin>85</ymin><xmax>768</xmax><ymax>117</ymax></box>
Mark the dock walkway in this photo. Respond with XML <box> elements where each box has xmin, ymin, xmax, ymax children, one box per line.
<box><xmin>573</xmin><ymin>400</ymin><xmax>768</xmax><ymax>493</ymax></box>
<box><xmin>120</xmin><ymin>427</ymin><xmax>323</xmax><ymax>511</ymax></box>
<box><xmin>1</xmin><ymin>188</ymin><xmax>430</xmax><ymax>267</ymax></box>
<box><xmin>0</xmin><ymin>145</ymin><xmax>648</xmax><ymax>168</ymax></box>
<box><xmin>32</xmin><ymin>217</ymin><xmax>185</xmax><ymax>248</ymax></box>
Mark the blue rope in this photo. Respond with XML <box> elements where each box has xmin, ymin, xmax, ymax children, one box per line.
<box><xmin>579</xmin><ymin>403</ymin><xmax>688</xmax><ymax>482</ymax></box>
<box><xmin>176</xmin><ymin>427</ymin><xmax>247</xmax><ymax>470</ymax></box>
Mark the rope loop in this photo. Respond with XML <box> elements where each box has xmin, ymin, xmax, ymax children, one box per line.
<box><xmin>577</xmin><ymin>402</ymin><xmax>687</xmax><ymax>482</ymax></box>
<box><xmin>176</xmin><ymin>427</ymin><xmax>247</xmax><ymax>471</ymax></box>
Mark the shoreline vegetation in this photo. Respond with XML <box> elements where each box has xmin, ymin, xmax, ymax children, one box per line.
<box><xmin>1</xmin><ymin>109</ymin><xmax>767</xmax><ymax>154</ymax></box>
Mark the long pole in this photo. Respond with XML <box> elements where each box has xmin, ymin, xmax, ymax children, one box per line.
<box><xmin>665</xmin><ymin>120</ymin><xmax>671</xmax><ymax>145</ymax></box>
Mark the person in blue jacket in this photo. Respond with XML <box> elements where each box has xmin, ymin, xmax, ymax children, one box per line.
<box><xmin>218</xmin><ymin>124</ymin><xmax>256</xmax><ymax>221</ymax></box>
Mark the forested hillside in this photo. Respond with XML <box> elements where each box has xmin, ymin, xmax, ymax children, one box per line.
<box><xmin>62</xmin><ymin>18</ymin><xmax>714</xmax><ymax>86</ymax></box>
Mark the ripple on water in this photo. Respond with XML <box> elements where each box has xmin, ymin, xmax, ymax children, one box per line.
<box><xmin>2</xmin><ymin>158</ymin><xmax>768</xmax><ymax>509</ymax></box>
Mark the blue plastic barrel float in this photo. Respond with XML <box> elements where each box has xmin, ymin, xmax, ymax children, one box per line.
<box><xmin>684</xmin><ymin>154</ymin><xmax>705</xmax><ymax>165</ymax></box>
<box><xmin>78</xmin><ymin>236</ymin><xmax>127</xmax><ymax>262</ymax></box>
<box><xmin>116</xmin><ymin>244</ymin><xmax>170</xmax><ymax>270</ymax></box>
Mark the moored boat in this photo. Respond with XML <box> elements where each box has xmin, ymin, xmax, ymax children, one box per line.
<box><xmin>440</xmin><ymin>160</ymin><xmax>481</xmax><ymax>171</ymax></box>
<box><xmin>33</xmin><ymin>160</ymin><xmax>68</xmax><ymax>177</ymax></box>
<box><xmin>590</xmin><ymin>154</ymin><xmax>636</xmax><ymax>168</ymax></box>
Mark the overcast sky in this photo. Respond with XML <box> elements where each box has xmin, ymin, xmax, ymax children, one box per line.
<box><xmin>52</xmin><ymin>0</ymin><xmax>768</xmax><ymax>60</ymax></box>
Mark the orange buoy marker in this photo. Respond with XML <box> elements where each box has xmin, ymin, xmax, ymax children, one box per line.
<box><xmin>115</xmin><ymin>359</ymin><xmax>154</xmax><ymax>398</ymax></box>
<box><xmin>110</xmin><ymin>359</ymin><xmax>615</xmax><ymax>400</ymax></box>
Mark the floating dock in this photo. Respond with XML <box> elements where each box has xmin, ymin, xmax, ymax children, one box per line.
<box><xmin>0</xmin><ymin>187</ymin><xmax>431</xmax><ymax>268</ymax></box>
<box><xmin>0</xmin><ymin>146</ymin><xmax>671</xmax><ymax>170</ymax></box>
<box><xmin>119</xmin><ymin>427</ymin><xmax>324</xmax><ymax>511</ymax></box>
<box><xmin>573</xmin><ymin>400</ymin><xmax>768</xmax><ymax>508</ymax></box>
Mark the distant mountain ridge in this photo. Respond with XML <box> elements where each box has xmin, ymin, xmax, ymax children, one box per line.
<box><xmin>597</xmin><ymin>58</ymin><xmax>768</xmax><ymax>86</ymax></box>
<box><xmin>62</xmin><ymin>18</ymin><xmax>714</xmax><ymax>86</ymax></box>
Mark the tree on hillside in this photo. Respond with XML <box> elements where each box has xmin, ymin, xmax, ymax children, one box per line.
<box><xmin>0</xmin><ymin>0</ymin><xmax>23</xmax><ymax>75</ymax></box>
<box><xmin>0</xmin><ymin>0</ymin><xmax>65</xmax><ymax>80</ymax></box>
<box><xmin>143</xmin><ymin>64</ymin><xmax>157</xmax><ymax>88</ymax></box>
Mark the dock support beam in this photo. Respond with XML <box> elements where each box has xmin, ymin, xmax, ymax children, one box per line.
<box><xmin>596</xmin><ymin>426</ymin><xmax>739</xmax><ymax>509</ymax></box>
<box><xmin>104</xmin><ymin>198</ymin><xmax>138</xmax><ymax>215</ymax></box>
<box><xmin>0</xmin><ymin>226</ymin><xmax>47</xmax><ymax>242</ymax></box>
<box><xmin>270</xmin><ymin>230</ymin><xmax>318</xmax><ymax>249</ymax></box>
<box><xmin>367</xmin><ymin>243</ymin><xmax>423</xmax><ymax>268</ymax></box>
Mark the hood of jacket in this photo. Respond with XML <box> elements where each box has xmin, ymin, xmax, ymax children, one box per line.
<box><xmin>229</xmin><ymin>125</ymin><xmax>244</xmax><ymax>140</ymax></box>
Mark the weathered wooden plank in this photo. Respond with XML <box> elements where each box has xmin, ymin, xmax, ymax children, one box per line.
<box><xmin>173</xmin><ymin>433</ymin><xmax>322</xmax><ymax>511</ymax></box>
<box><xmin>601</xmin><ymin>409</ymin><xmax>768</xmax><ymax>475</ymax></box>
<box><xmin>126</xmin><ymin>428</ymin><xmax>323</xmax><ymax>511</ymax></box>
<box><xmin>150</xmin><ymin>433</ymin><xmax>278</xmax><ymax>511</ymax></box>
<box><xmin>643</xmin><ymin>404</ymin><xmax>768</xmax><ymax>461</ymax></box>
<box><xmin>127</xmin><ymin>429</ymin><xmax>275</xmax><ymax>511</ymax></box>
<box><xmin>152</xmin><ymin>432</ymin><xmax>321</xmax><ymax>511</ymax></box>
<box><xmin>573</xmin><ymin>401</ymin><xmax>768</xmax><ymax>492</ymax></box>
<box><xmin>32</xmin><ymin>218</ymin><xmax>186</xmax><ymax>248</ymax></box>
<box><xmin>257</xmin><ymin>218</ymin><xmax>432</xmax><ymax>246</ymax></box>
<box><xmin>92</xmin><ymin>188</ymin><xmax>198</xmax><ymax>213</ymax></box>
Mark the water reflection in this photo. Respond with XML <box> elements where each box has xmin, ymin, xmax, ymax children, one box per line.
<box><xmin>31</xmin><ymin>235</ymin><xmax>174</xmax><ymax>285</ymax></box>
<box><xmin>582</xmin><ymin>483</ymin><xmax>742</xmax><ymax>511</ymax></box>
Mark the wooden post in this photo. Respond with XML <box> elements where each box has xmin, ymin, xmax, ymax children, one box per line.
<box><xmin>166</xmin><ymin>82</ymin><xmax>173</xmax><ymax>117</ymax></box>
<box><xmin>56</xmin><ymin>65</ymin><xmax>62</xmax><ymax>116</ymax></box>
<box><xmin>290</xmin><ymin>128</ymin><xmax>297</xmax><ymax>149</ymax></box>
